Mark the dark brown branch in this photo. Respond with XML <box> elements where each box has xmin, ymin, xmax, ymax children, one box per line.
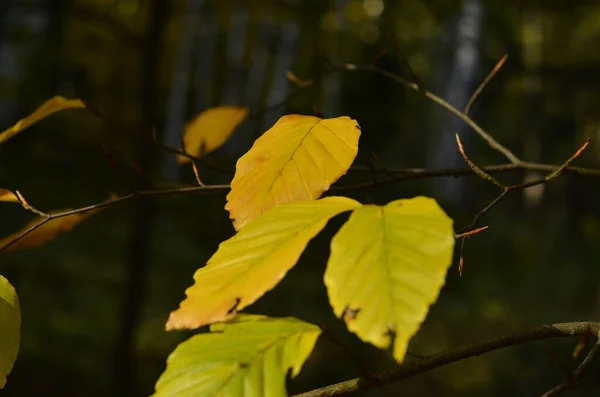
<box><xmin>541</xmin><ymin>339</ymin><xmax>600</xmax><ymax>396</ymax></box>
<box><xmin>293</xmin><ymin>322</ymin><xmax>600</xmax><ymax>397</ymax></box>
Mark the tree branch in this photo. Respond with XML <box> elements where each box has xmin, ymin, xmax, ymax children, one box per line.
<box><xmin>293</xmin><ymin>322</ymin><xmax>600</xmax><ymax>397</ymax></box>
<box><xmin>334</xmin><ymin>62</ymin><xmax>521</xmax><ymax>164</ymax></box>
<box><xmin>0</xmin><ymin>184</ymin><xmax>229</xmax><ymax>252</ymax></box>
<box><xmin>542</xmin><ymin>339</ymin><xmax>600</xmax><ymax>396</ymax></box>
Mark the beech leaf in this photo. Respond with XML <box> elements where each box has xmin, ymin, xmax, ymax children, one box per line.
<box><xmin>225</xmin><ymin>115</ymin><xmax>360</xmax><ymax>230</ymax></box>
<box><xmin>153</xmin><ymin>315</ymin><xmax>321</xmax><ymax>397</ymax></box>
<box><xmin>0</xmin><ymin>190</ymin><xmax>19</xmax><ymax>203</ymax></box>
<box><xmin>325</xmin><ymin>196</ymin><xmax>455</xmax><ymax>363</ymax></box>
<box><xmin>0</xmin><ymin>275</ymin><xmax>20</xmax><ymax>389</ymax></box>
<box><xmin>167</xmin><ymin>196</ymin><xmax>360</xmax><ymax>330</ymax></box>
<box><xmin>177</xmin><ymin>106</ymin><xmax>249</xmax><ymax>163</ymax></box>
<box><xmin>0</xmin><ymin>96</ymin><xmax>85</xmax><ymax>145</ymax></box>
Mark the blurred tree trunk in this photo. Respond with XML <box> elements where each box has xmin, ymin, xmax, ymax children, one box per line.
<box><xmin>521</xmin><ymin>6</ymin><xmax>544</xmax><ymax>206</ymax></box>
<box><xmin>162</xmin><ymin>0</ymin><xmax>204</xmax><ymax>181</ymax></box>
<box><xmin>427</xmin><ymin>0</ymin><xmax>483</xmax><ymax>205</ymax></box>
<box><xmin>114</xmin><ymin>1</ymin><xmax>168</xmax><ymax>396</ymax></box>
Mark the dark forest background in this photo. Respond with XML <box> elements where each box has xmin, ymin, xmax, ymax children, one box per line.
<box><xmin>1</xmin><ymin>0</ymin><xmax>600</xmax><ymax>396</ymax></box>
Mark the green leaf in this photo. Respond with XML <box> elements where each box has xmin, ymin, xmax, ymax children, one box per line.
<box><xmin>0</xmin><ymin>275</ymin><xmax>20</xmax><ymax>389</ymax></box>
<box><xmin>153</xmin><ymin>315</ymin><xmax>321</xmax><ymax>397</ymax></box>
<box><xmin>325</xmin><ymin>196</ymin><xmax>455</xmax><ymax>363</ymax></box>
<box><xmin>167</xmin><ymin>196</ymin><xmax>360</xmax><ymax>330</ymax></box>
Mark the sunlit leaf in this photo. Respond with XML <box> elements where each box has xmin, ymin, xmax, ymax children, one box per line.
<box><xmin>325</xmin><ymin>196</ymin><xmax>455</xmax><ymax>363</ymax></box>
<box><xmin>154</xmin><ymin>315</ymin><xmax>321</xmax><ymax>397</ymax></box>
<box><xmin>0</xmin><ymin>206</ymin><xmax>103</xmax><ymax>252</ymax></box>
<box><xmin>0</xmin><ymin>275</ymin><xmax>20</xmax><ymax>389</ymax></box>
<box><xmin>167</xmin><ymin>196</ymin><xmax>360</xmax><ymax>330</ymax></box>
<box><xmin>225</xmin><ymin>115</ymin><xmax>360</xmax><ymax>230</ymax></box>
<box><xmin>0</xmin><ymin>96</ymin><xmax>85</xmax><ymax>145</ymax></box>
<box><xmin>177</xmin><ymin>106</ymin><xmax>249</xmax><ymax>164</ymax></box>
<box><xmin>0</xmin><ymin>190</ymin><xmax>18</xmax><ymax>203</ymax></box>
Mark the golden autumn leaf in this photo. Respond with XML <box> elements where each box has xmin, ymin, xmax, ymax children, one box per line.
<box><xmin>167</xmin><ymin>197</ymin><xmax>360</xmax><ymax>330</ymax></box>
<box><xmin>0</xmin><ymin>275</ymin><xmax>20</xmax><ymax>389</ymax></box>
<box><xmin>325</xmin><ymin>197</ymin><xmax>455</xmax><ymax>363</ymax></box>
<box><xmin>177</xmin><ymin>106</ymin><xmax>249</xmax><ymax>164</ymax></box>
<box><xmin>0</xmin><ymin>96</ymin><xmax>86</xmax><ymax>145</ymax></box>
<box><xmin>225</xmin><ymin>115</ymin><xmax>360</xmax><ymax>231</ymax></box>
<box><xmin>0</xmin><ymin>190</ymin><xmax>19</xmax><ymax>203</ymax></box>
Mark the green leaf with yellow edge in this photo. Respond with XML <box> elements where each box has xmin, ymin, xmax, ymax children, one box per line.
<box><xmin>225</xmin><ymin>115</ymin><xmax>360</xmax><ymax>231</ymax></box>
<box><xmin>177</xmin><ymin>106</ymin><xmax>249</xmax><ymax>164</ymax></box>
<box><xmin>0</xmin><ymin>275</ymin><xmax>20</xmax><ymax>389</ymax></box>
<box><xmin>0</xmin><ymin>190</ymin><xmax>18</xmax><ymax>203</ymax></box>
<box><xmin>153</xmin><ymin>315</ymin><xmax>321</xmax><ymax>397</ymax></box>
<box><xmin>0</xmin><ymin>96</ymin><xmax>85</xmax><ymax>145</ymax></box>
<box><xmin>167</xmin><ymin>196</ymin><xmax>361</xmax><ymax>330</ymax></box>
<box><xmin>324</xmin><ymin>196</ymin><xmax>455</xmax><ymax>363</ymax></box>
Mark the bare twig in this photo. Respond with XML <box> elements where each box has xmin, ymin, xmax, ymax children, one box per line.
<box><xmin>465</xmin><ymin>54</ymin><xmax>508</xmax><ymax>115</ymax></box>
<box><xmin>0</xmin><ymin>184</ymin><xmax>230</xmax><ymax>252</ymax></box>
<box><xmin>293</xmin><ymin>322</ymin><xmax>600</xmax><ymax>397</ymax></box>
<box><xmin>542</xmin><ymin>339</ymin><xmax>600</xmax><ymax>397</ymax></box>
<box><xmin>14</xmin><ymin>190</ymin><xmax>50</xmax><ymax>217</ymax></box>
<box><xmin>335</xmin><ymin>62</ymin><xmax>521</xmax><ymax>164</ymax></box>
<box><xmin>459</xmin><ymin>139</ymin><xmax>592</xmax><ymax>233</ymax></box>
<box><xmin>456</xmin><ymin>133</ymin><xmax>506</xmax><ymax>188</ymax></box>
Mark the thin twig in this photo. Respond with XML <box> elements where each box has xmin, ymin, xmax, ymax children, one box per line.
<box><xmin>0</xmin><ymin>184</ymin><xmax>230</xmax><ymax>252</ymax></box>
<box><xmin>293</xmin><ymin>322</ymin><xmax>600</xmax><ymax>397</ymax></box>
<box><xmin>542</xmin><ymin>339</ymin><xmax>600</xmax><ymax>397</ymax></box>
<box><xmin>14</xmin><ymin>190</ymin><xmax>50</xmax><ymax>217</ymax></box>
<box><xmin>335</xmin><ymin>62</ymin><xmax>521</xmax><ymax>164</ymax></box>
<box><xmin>456</xmin><ymin>133</ymin><xmax>506</xmax><ymax>188</ymax></box>
<box><xmin>459</xmin><ymin>139</ymin><xmax>592</xmax><ymax>233</ymax></box>
<box><xmin>465</xmin><ymin>54</ymin><xmax>508</xmax><ymax>115</ymax></box>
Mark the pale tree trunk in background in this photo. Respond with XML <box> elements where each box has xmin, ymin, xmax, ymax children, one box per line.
<box><xmin>162</xmin><ymin>0</ymin><xmax>204</xmax><ymax>181</ymax></box>
<box><xmin>521</xmin><ymin>6</ymin><xmax>544</xmax><ymax>207</ymax></box>
<box><xmin>427</xmin><ymin>0</ymin><xmax>483</xmax><ymax>205</ymax></box>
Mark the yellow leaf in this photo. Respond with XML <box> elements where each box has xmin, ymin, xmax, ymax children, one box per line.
<box><xmin>226</xmin><ymin>115</ymin><xmax>360</xmax><ymax>230</ymax></box>
<box><xmin>167</xmin><ymin>196</ymin><xmax>361</xmax><ymax>330</ymax></box>
<box><xmin>325</xmin><ymin>196</ymin><xmax>455</xmax><ymax>363</ymax></box>
<box><xmin>0</xmin><ymin>275</ymin><xmax>20</xmax><ymax>389</ymax></box>
<box><xmin>0</xmin><ymin>190</ymin><xmax>18</xmax><ymax>203</ymax></box>
<box><xmin>0</xmin><ymin>96</ymin><xmax>86</xmax><ymax>145</ymax></box>
<box><xmin>177</xmin><ymin>106</ymin><xmax>249</xmax><ymax>164</ymax></box>
<box><xmin>0</xmin><ymin>207</ymin><xmax>104</xmax><ymax>252</ymax></box>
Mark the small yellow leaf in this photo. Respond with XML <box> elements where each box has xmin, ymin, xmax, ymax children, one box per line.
<box><xmin>167</xmin><ymin>196</ymin><xmax>360</xmax><ymax>330</ymax></box>
<box><xmin>325</xmin><ymin>197</ymin><xmax>455</xmax><ymax>363</ymax></box>
<box><xmin>0</xmin><ymin>275</ymin><xmax>20</xmax><ymax>389</ymax></box>
<box><xmin>226</xmin><ymin>115</ymin><xmax>360</xmax><ymax>230</ymax></box>
<box><xmin>177</xmin><ymin>106</ymin><xmax>249</xmax><ymax>163</ymax></box>
<box><xmin>0</xmin><ymin>96</ymin><xmax>85</xmax><ymax>145</ymax></box>
<box><xmin>0</xmin><ymin>190</ymin><xmax>18</xmax><ymax>203</ymax></box>
<box><xmin>0</xmin><ymin>201</ymin><xmax>109</xmax><ymax>252</ymax></box>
